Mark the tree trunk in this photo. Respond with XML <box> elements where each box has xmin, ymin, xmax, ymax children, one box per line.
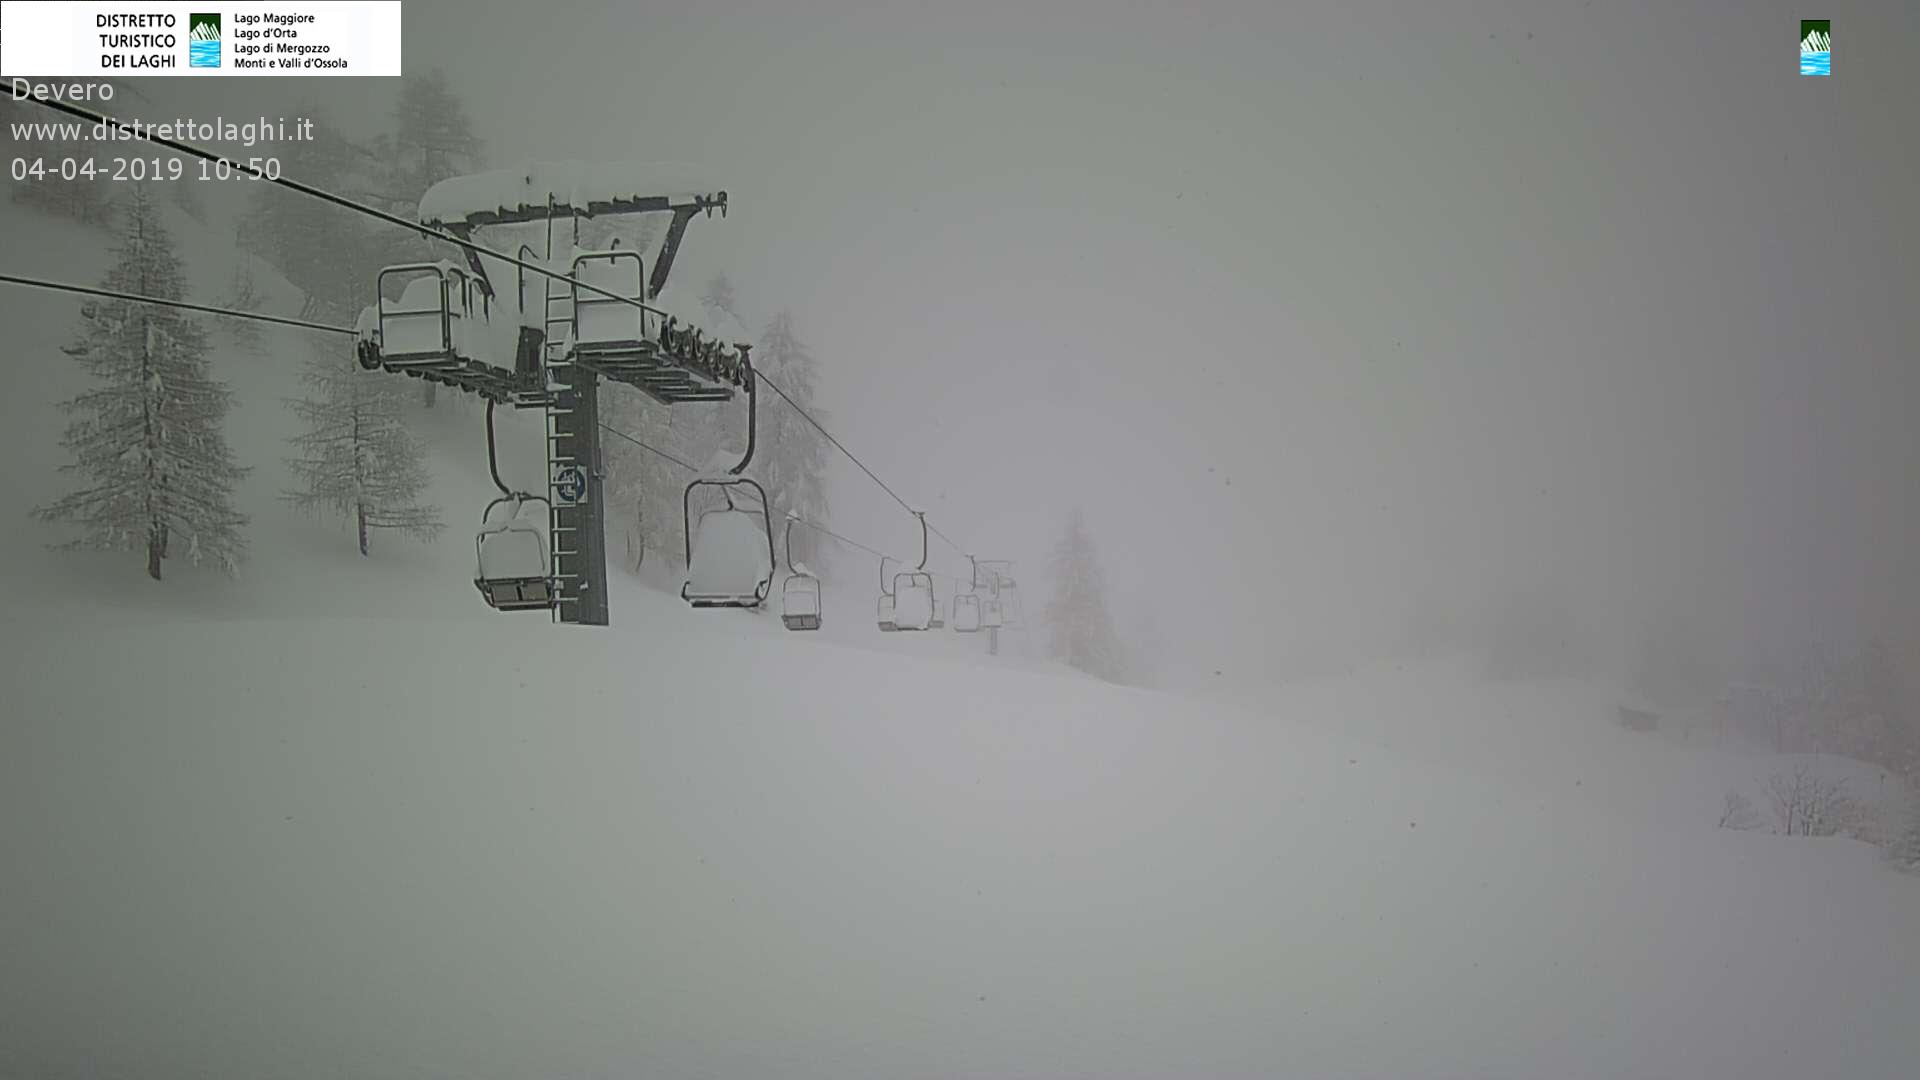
<box><xmin>357</xmin><ymin>503</ymin><xmax>370</xmax><ymax>557</ymax></box>
<box><xmin>157</xmin><ymin>523</ymin><xmax>169</xmax><ymax>559</ymax></box>
<box><xmin>629</xmin><ymin>500</ymin><xmax>644</xmax><ymax>572</ymax></box>
<box><xmin>147</xmin><ymin>529</ymin><xmax>164</xmax><ymax>580</ymax></box>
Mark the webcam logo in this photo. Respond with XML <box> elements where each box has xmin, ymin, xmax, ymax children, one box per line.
<box><xmin>189</xmin><ymin>13</ymin><xmax>222</xmax><ymax>69</ymax></box>
<box><xmin>1800</xmin><ymin>20</ymin><xmax>1830</xmax><ymax>76</ymax></box>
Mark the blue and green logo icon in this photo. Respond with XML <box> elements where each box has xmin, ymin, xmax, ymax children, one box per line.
<box><xmin>189</xmin><ymin>13</ymin><xmax>221</xmax><ymax>68</ymax></box>
<box><xmin>1800</xmin><ymin>19</ymin><xmax>1830</xmax><ymax>76</ymax></box>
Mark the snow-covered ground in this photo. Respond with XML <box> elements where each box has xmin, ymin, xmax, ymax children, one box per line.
<box><xmin>2</xmin><ymin>200</ymin><xmax>1918</xmax><ymax>1080</ymax></box>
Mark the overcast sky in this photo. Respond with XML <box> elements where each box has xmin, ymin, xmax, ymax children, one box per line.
<box><xmin>148</xmin><ymin>0</ymin><xmax>1920</xmax><ymax>691</ymax></box>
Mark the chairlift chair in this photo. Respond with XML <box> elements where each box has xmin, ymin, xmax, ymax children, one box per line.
<box><xmin>681</xmin><ymin>479</ymin><xmax>776</xmax><ymax>608</ymax></box>
<box><xmin>471</xmin><ymin>402</ymin><xmax>556</xmax><ymax>612</ymax></box>
<box><xmin>571</xmin><ymin>249</ymin><xmax>651</xmax><ymax>352</ymax></box>
<box><xmin>780</xmin><ymin>516</ymin><xmax>821</xmax><ymax>631</ymax></box>
<box><xmin>982</xmin><ymin>593</ymin><xmax>1006</xmax><ymax>629</ymax></box>
<box><xmin>377</xmin><ymin>263</ymin><xmax>475</xmax><ymax>371</ymax></box>
<box><xmin>681</xmin><ymin>360</ymin><xmax>776</xmax><ymax>609</ymax></box>
<box><xmin>475</xmin><ymin>494</ymin><xmax>556</xmax><ymax>611</ymax></box>
<box><xmin>952</xmin><ymin>573</ymin><xmax>983</xmax><ymax>634</ymax></box>
<box><xmin>885</xmin><ymin>510</ymin><xmax>937</xmax><ymax>631</ymax></box>
<box><xmin>892</xmin><ymin>571</ymin><xmax>936</xmax><ymax>631</ymax></box>
<box><xmin>876</xmin><ymin>556</ymin><xmax>899</xmax><ymax>631</ymax></box>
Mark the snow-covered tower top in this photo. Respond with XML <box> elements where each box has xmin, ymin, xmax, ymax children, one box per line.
<box><xmin>417</xmin><ymin>160</ymin><xmax>727</xmax><ymax>227</ymax></box>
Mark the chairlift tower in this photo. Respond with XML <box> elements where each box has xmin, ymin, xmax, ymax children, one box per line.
<box><xmin>358</xmin><ymin>163</ymin><xmax>742</xmax><ymax>626</ymax></box>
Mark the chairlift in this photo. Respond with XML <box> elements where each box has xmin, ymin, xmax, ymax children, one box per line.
<box><xmin>888</xmin><ymin>511</ymin><xmax>937</xmax><ymax>631</ymax></box>
<box><xmin>476</xmin><ymin>495</ymin><xmax>556</xmax><ymax>611</ymax></box>
<box><xmin>376</xmin><ymin>262</ymin><xmax>478</xmax><ymax>371</ymax></box>
<box><xmin>876</xmin><ymin>555</ymin><xmax>899</xmax><ymax>631</ymax></box>
<box><xmin>473</xmin><ymin>402</ymin><xmax>555</xmax><ymax>612</ymax></box>
<box><xmin>682</xmin><ymin>480</ymin><xmax>776</xmax><ymax>608</ymax></box>
<box><xmin>780</xmin><ymin>515</ymin><xmax>821</xmax><ymax>631</ymax></box>
<box><xmin>570</xmin><ymin>248</ymin><xmax>652</xmax><ymax>354</ymax></box>
<box><xmin>952</xmin><ymin>555</ymin><xmax>983</xmax><ymax>633</ymax></box>
<box><xmin>892</xmin><ymin>571</ymin><xmax>936</xmax><ymax>630</ymax></box>
<box><xmin>981</xmin><ymin>580</ymin><xmax>1006</xmax><ymax>630</ymax></box>
<box><xmin>976</xmin><ymin>559</ymin><xmax>1017</xmax><ymax>629</ymax></box>
<box><xmin>681</xmin><ymin>358</ymin><xmax>775</xmax><ymax>608</ymax></box>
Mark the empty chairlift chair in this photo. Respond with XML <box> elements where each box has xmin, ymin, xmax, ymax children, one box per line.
<box><xmin>571</xmin><ymin>249</ymin><xmax>652</xmax><ymax>356</ymax></box>
<box><xmin>377</xmin><ymin>263</ymin><xmax>477</xmax><ymax>372</ymax></box>
<box><xmin>952</xmin><ymin>589</ymin><xmax>983</xmax><ymax>633</ymax></box>
<box><xmin>982</xmin><ymin>592</ymin><xmax>1006</xmax><ymax>630</ymax></box>
<box><xmin>876</xmin><ymin>556</ymin><xmax>898</xmax><ymax>631</ymax></box>
<box><xmin>886</xmin><ymin>510</ymin><xmax>936</xmax><ymax>632</ymax></box>
<box><xmin>681</xmin><ymin>478</ymin><xmax>776</xmax><ymax>608</ymax></box>
<box><xmin>891</xmin><ymin>571</ymin><xmax>937</xmax><ymax>631</ymax></box>
<box><xmin>780</xmin><ymin>516</ymin><xmax>821</xmax><ymax>631</ymax></box>
<box><xmin>475</xmin><ymin>495</ymin><xmax>556</xmax><ymax>611</ymax></box>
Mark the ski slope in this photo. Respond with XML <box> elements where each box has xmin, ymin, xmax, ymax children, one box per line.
<box><xmin>3</xmin><ymin>201</ymin><xmax>1918</xmax><ymax>1080</ymax></box>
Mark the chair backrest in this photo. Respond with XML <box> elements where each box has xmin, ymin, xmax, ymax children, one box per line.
<box><xmin>782</xmin><ymin>573</ymin><xmax>821</xmax><ymax>617</ymax></box>
<box><xmin>687</xmin><ymin>509</ymin><xmax>772</xmax><ymax>598</ymax></box>
<box><xmin>877</xmin><ymin>593</ymin><xmax>896</xmax><ymax>625</ymax></box>
<box><xmin>572</xmin><ymin>251</ymin><xmax>648</xmax><ymax>345</ymax></box>
<box><xmin>982</xmin><ymin>596</ymin><xmax>1005</xmax><ymax>628</ymax></box>
<box><xmin>477</xmin><ymin>518</ymin><xmax>548</xmax><ymax>581</ymax></box>
<box><xmin>953</xmin><ymin>593</ymin><xmax>982</xmax><ymax>632</ymax></box>
<box><xmin>382</xmin><ymin>270</ymin><xmax>466</xmax><ymax>358</ymax></box>
<box><xmin>892</xmin><ymin>573</ymin><xmax>935</xmax><ymax>629</ymax></box>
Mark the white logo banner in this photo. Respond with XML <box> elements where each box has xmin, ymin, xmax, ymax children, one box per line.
<box><xmin>1</xmin><ymin>2</ymin><xmax>403</xmax><ymax>77</ymax></box>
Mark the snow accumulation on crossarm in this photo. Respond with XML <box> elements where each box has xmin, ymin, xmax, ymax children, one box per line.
<box><xmin>417</xmin><ymin>161</ymin><xmax>726</xmax><ymax>226</ymax></box>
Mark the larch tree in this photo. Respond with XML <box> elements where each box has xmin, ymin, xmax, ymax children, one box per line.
<box><xmin>284</xmin><ymin>342</ymin><xmax>443</xmax><ymax>556</ymax></box>
<box><xmin>34</xmin><ymin>184</ymin><xmax>249</xmax><ymax>580</ymax></box>
<box><xmin>1043</xmin><ymin>507</ymin><xmax>1127</xmax><ymax>683</ymax></box>
<box><xmin>752</xmin><ymin>309</ymin><xmax>832</xmax><ymax>570</ymax></box>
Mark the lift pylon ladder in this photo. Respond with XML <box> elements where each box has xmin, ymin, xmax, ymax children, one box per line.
<box><xmin>544</xmin><ymin>300</ymin><xmax>607</xmax><ymax>625</ymax></box>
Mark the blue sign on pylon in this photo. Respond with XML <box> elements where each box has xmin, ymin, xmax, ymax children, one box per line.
<box><xmin>552</xmin><ymin>464</ymin><xmax>588</xmax><ymax>506</ymax></box>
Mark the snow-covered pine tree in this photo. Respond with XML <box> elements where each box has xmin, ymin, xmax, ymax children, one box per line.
<box><xmin>284</xmin><ymin>342</ymin><xmax>443</xmax><ymax>555</ymax></box>
<box><xmin>1042</xmin><ymin>507</ymin><xmax>1127</xmax><ymax>683</ymax></box>
<box><xmin>1891</xmin><ymin>791</ymin><xmax>1920</xmax><ymax>872</ymax></box>
<box><xmin>239</xmin><ymin>108</ymin><xmax>371</xmax><ymax>320</ymax></box>
<box><xmin>390</xmin><ymin>68</ymin><xmax>484</xmax><ymax>198</ymax></box>
<box><xmin>752</xmin><ymin>309</ymin><xmax>832</xmax><ymax>569</ymax></box>
<box><xmin>218</xmin><ymin>252</ymin><xmax>268</xmax><ymax>355</ymax></box>
<box><xmin>34</xmin><ymin>184</ymin><xmax>249</xmax><ymax>579</ymax></box>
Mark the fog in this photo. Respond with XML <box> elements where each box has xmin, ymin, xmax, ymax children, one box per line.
<box><xmin>91</xmin><ymin>0</ymin><xmax>1920</xmax><ymax>692</ymax></box>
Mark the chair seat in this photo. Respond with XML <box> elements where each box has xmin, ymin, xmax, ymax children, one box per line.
<box><xmin>476</xmin><ymin>576</ymin><xmax>554</xmax><ymax>611</ymax></box>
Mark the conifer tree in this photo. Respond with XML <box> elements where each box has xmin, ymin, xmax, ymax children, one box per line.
<box><xmin>239</xmin><ymin>109</ymin><xmax>370</xmax><ymax>319</ymax></box>
<box><xmin>284</xmin><ymin>343</ymin><xmax>443</xmax><ymax>555</ymax></box>
<box><xmin>752</xmin><ymin>309</ymin><xmax>832</xmax><ymax>568</ymax></box>
<box><xmin>1042</xmin><ymin>507</ymin><xmax>1127</xmax><ymax>682</ymax></box>
<box><xmin>35</xmin><ymin>185</ymin><xmax>249</xmax><ymax>579</ymax></box>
